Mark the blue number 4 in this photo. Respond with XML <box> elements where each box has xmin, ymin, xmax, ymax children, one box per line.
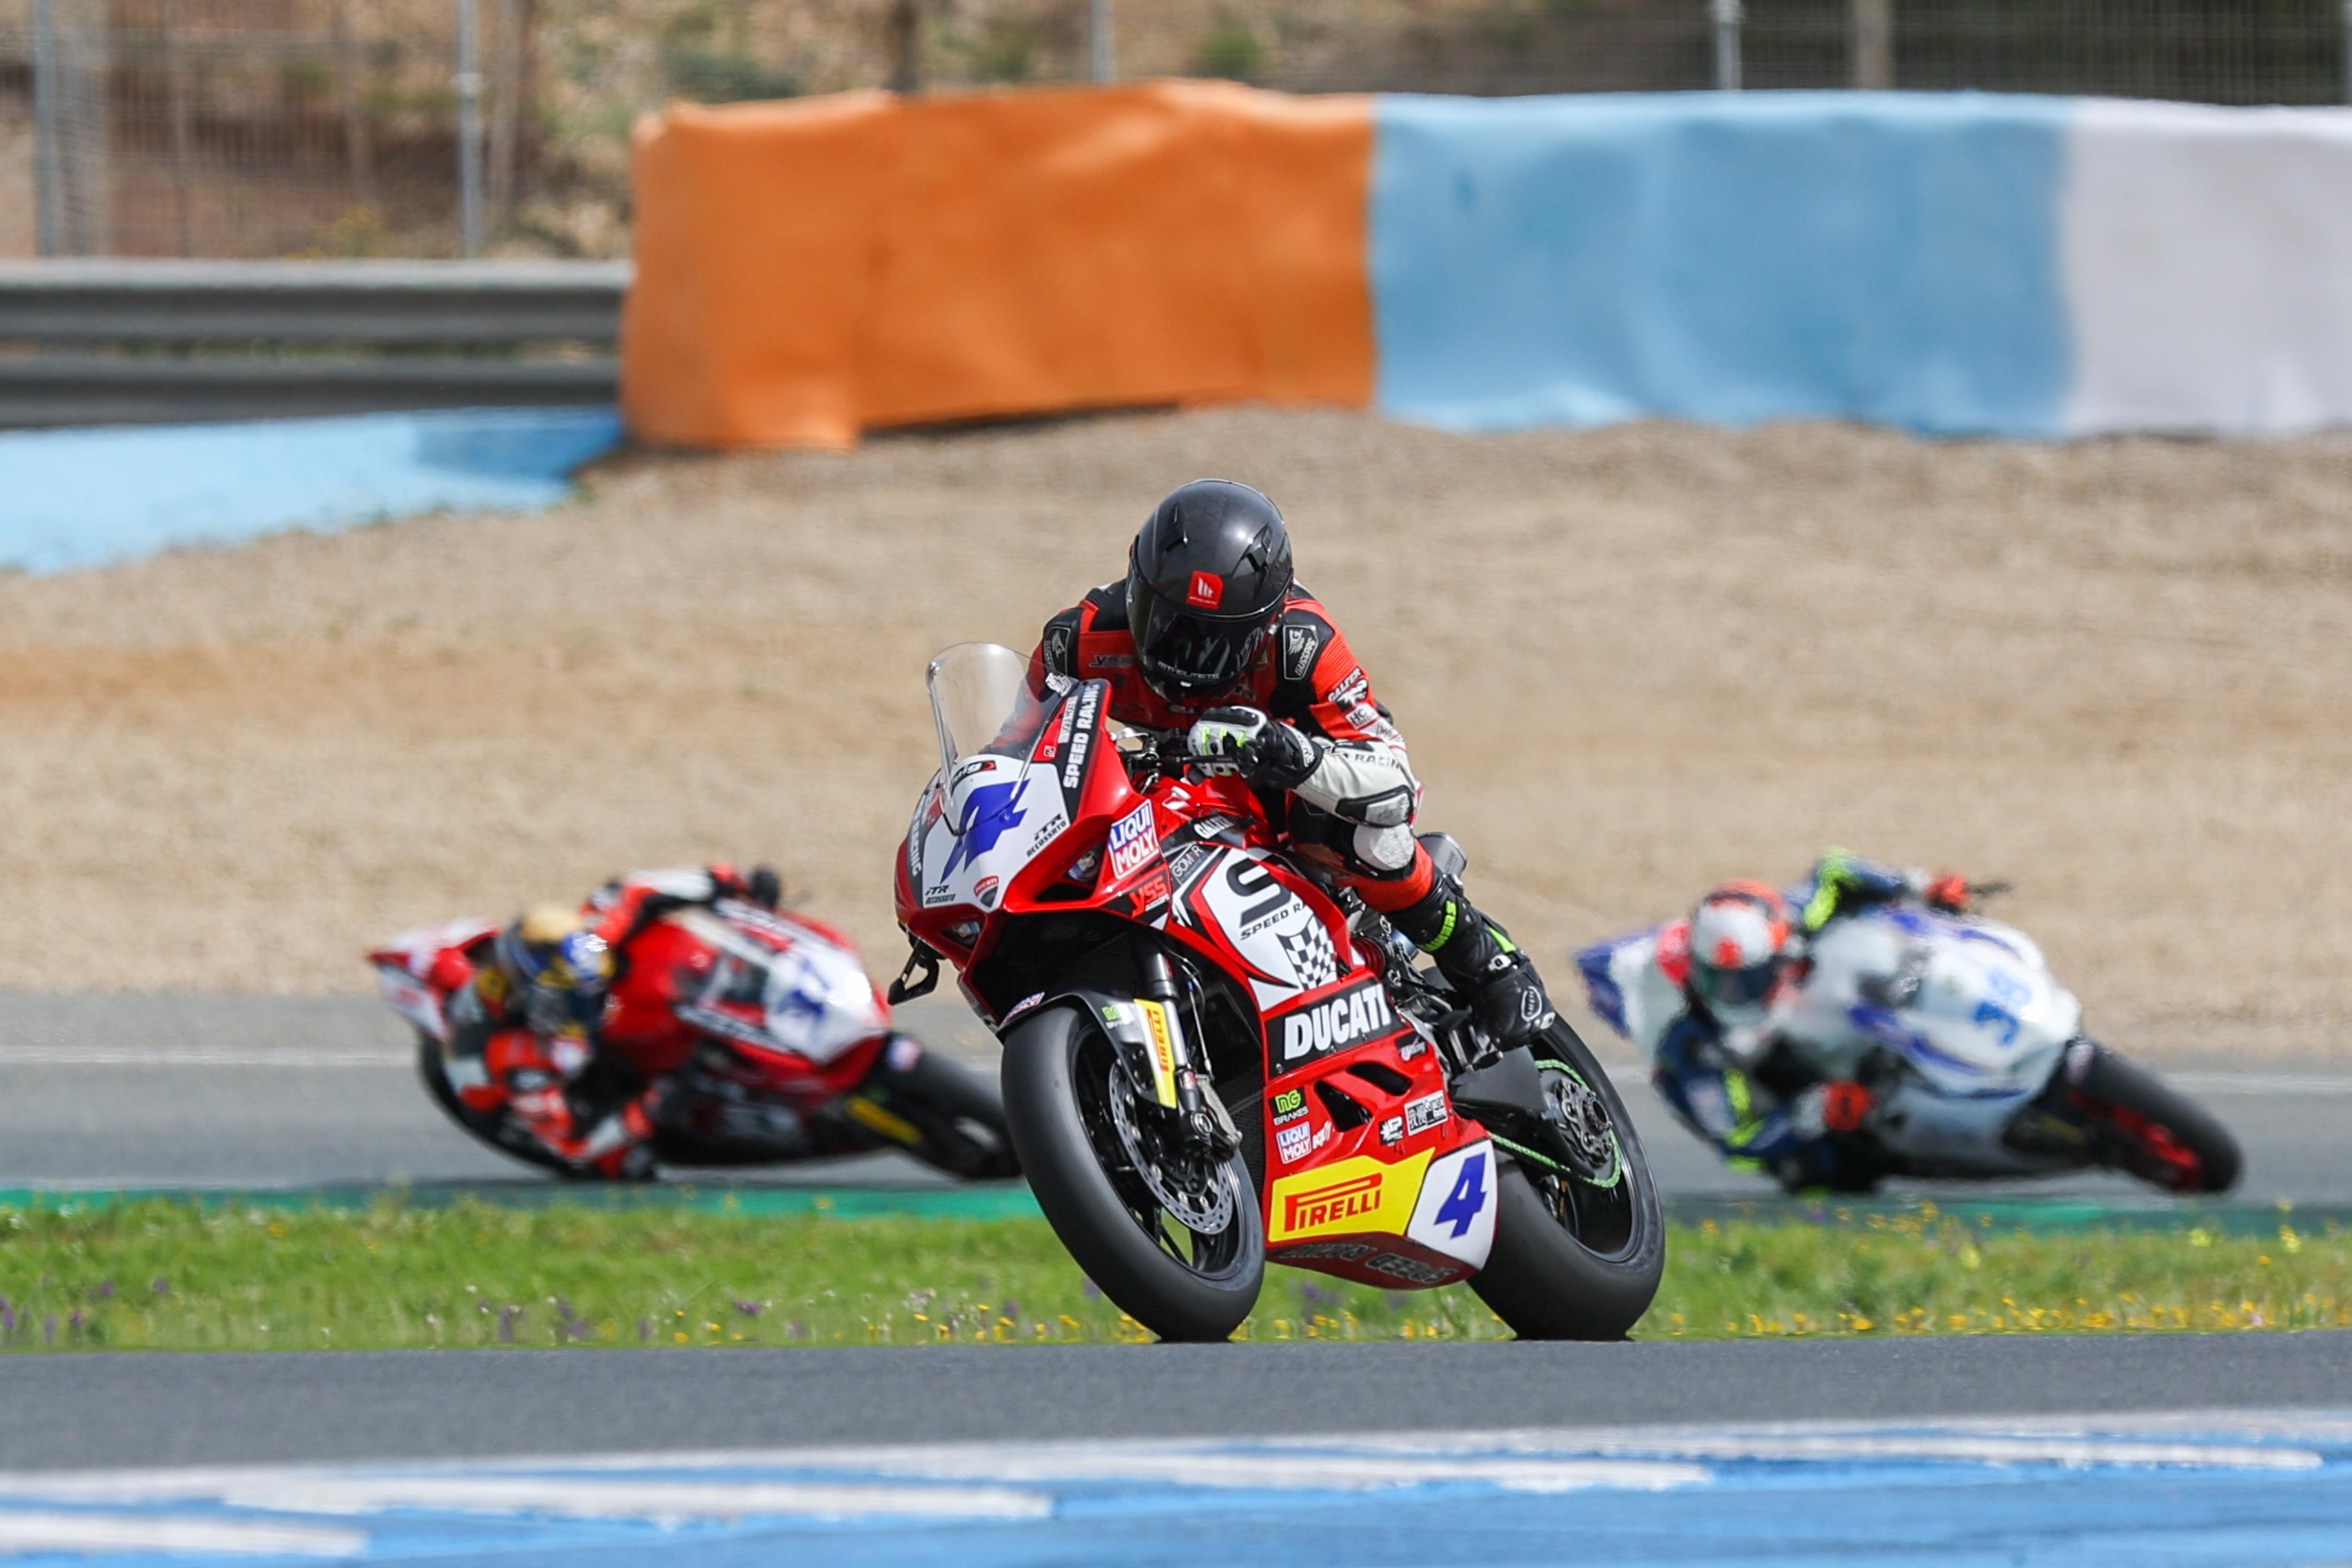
<box><xmin>1435</xmin><ymin>1152</ymin><xmax>1487</xmax><ymax>1238</ymax></box>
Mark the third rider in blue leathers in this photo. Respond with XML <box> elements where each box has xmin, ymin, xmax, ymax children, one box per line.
<box><xmin>1579</xmin><ymin>850</ymin><xmax>1982</xmax><ymax>1193</ymax></box>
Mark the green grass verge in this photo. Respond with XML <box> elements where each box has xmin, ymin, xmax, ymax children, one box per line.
<box><xmin>0</xmin><ymin>1198</ymin><xmax>2340</xmax><ymax>1351</ymax></box>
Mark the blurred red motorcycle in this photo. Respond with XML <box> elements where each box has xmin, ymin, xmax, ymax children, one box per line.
<box><xmin>370</xmin><ymin>876</ymin><xmax>1019</xmax><ymax>1181</ymax></box>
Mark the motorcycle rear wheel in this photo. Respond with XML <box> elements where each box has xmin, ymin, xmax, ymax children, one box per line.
<box><xmin>1468</xmin><ymin>1021</ymin><xmax>1665</xmax><ymax>1341</ymax></box>
<box><xmin>1001</xmin><ymin>1003</ymin><xmax>1263</xmax><ymax>1342</ymax></box>
<box><xmin>2073</xmin><ymin>1045</ymin><xmax>2242</xmax><ymax>1194</ymax></box>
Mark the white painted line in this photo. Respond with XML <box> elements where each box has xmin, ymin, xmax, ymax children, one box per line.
<box><xmin>2165</xmin><ymin>1074</ymin><xmax>2352</xmax><ymax>1097</ymax></box>
<box><xmin>0</xmin><ymin>1511</ymin><xmax>363</xmax><ymax>1557</ymax></box>
<box><xmin>0</xmin><ymin>1050</ymin><xmax>406</xmax><ymax>1068</ymax></box>
<box><xmin>213</xmin><ymin>1477</ymin><xmax>1050</xmax><ymax>1523</ymax></box>
<box><xmin>784</xmin><ymin>1447</ymin><xmax>1708</xmax><ymax>1494</ymax></box>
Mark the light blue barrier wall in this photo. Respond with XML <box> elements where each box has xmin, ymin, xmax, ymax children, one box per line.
<box><xmin>1370</xmin><ymin>91</ymin><xmax>2076</xmax><ymax>436</ymax></box>
<box><xmin>0</xmin><ymin>406</ymin><xmax>622</xmax><ymax>574</ymax></box>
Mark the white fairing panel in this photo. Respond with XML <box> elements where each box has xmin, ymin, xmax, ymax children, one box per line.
<box><xmin>761</xmin><ymin>936</ymin><xmax>887</xmax><ymax>1063</ymax></box>
<box><xmin>1778</xmin><ymin>909</ymin><xmax>2081</xmax><ymax>1171</ymax></box>
<box><xmin>1405</xmin><ymin>1140</ymin><xmax>1497</xmax><ymax>1271</ymax></box>
<box><xmin>911</xmin><ymin>754</ymin><xmax>1068</xmax><ymax>913</ymax></box>
<box><xmin>1597</xmin><ymin>930</ymin><xmax>1696</xmax><ymax>1063</ymax></box>
<box><xmin>375</xmin><ymin>964</ymin><xmax>448</xmax><ymax>1042</ymax></box>
<box><xmin>1190</xmin><ymin>849</ymin><xmax>1350</xmax><ymax>1010</ymax></box>
<box><xmin>373</xmin><ymin>917</ymin><xmax>499</xmax><ymax>1043</ymax></box>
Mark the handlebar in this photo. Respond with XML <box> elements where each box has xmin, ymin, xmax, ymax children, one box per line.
<box><xmin>1115</xmin><ymin>724</ymin><xmax>1208</xmax><ymax>783</ymax></box>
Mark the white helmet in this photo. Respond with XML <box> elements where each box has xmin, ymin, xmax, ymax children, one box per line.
<box><xmin>1686</xmin><ymin>880</ymin><xmax>1794</xmax><ymax>1032</ymax></box>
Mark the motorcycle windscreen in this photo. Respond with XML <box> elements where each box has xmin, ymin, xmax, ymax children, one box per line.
<box><xmin>927</xmin><ymin>642</ymin><xmax>1049</xmax><ymax>789</ymax></box>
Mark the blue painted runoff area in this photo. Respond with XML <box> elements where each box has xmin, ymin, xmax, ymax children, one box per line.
<box><xmin>1370</xmin><ymin>90</ymin><xmax>2076</xmax><ymax>437</ymax></box>
<box><xmin>0</xmin><ymin>406</ymin><xmax>622</xmax><ymax>574</ymax></box>
<box><xmin>3</xmin><ymin>1415</ymin><xmax>2349</xmax><ymax>1566</ymax></box>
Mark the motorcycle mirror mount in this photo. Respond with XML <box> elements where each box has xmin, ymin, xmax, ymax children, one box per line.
<box><xmin>887</xmin><ymin>940</ymin><xmax>941</xmax><ymax>1005</ymax></box>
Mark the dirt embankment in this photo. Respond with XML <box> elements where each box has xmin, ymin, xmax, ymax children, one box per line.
<box><xmin>2</xmin><ymin>409</ymin><xmax>2346</xmax><ymax>1054</ymax></box>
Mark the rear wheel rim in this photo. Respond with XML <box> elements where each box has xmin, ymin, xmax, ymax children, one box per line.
<box><xmin>1525</xmin><ymin>1059</ymin><xmax>1639</xmax><ymax>1260</ymax></box>
<box><xmin>1073</xmin><ymin>1027</ymin><xmax>1250</xmax><ymax>1282</ymax></box>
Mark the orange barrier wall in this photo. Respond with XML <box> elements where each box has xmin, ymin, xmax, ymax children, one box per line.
<box><xmin>622</xmin><ymin>82</ymin><xmax>1374</xmax><ymax>449</ymax></box>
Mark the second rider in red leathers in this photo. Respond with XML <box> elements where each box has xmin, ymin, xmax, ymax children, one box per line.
<box><xmin>1027</xmin><ymin>478</ymin><xmax>1557</xmax><ymax>1054</ymax></box>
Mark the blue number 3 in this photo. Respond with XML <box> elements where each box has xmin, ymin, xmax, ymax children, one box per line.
<box><xmin>1434</xmin><ymin>1152</ymin><xmax>1488</xmax><ymax>1238</ymax></box>
<box><xmin>1971</xmin><ymin>1000</ymin><xmax>2020</xmax><ymax>1046</ymax></box>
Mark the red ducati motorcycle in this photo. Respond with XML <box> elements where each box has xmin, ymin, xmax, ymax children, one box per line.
<box><xmin>891</xmin><ymin>644</ymin><xmax>1663</xmax><ymax>1340</ymax></box>
<box><xmin>371</xmin><ymin>875</ymin><xmax>1018</xmax><ymax>1181</ymax></box>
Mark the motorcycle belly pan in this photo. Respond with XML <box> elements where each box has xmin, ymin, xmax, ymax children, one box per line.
<box><xmin>1265</xmin><ymin>1138</ymin><xmax>1497</xmax><ymax>1287</ymax></box>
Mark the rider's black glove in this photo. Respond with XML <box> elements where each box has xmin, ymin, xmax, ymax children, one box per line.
<box><xmin>1188</xmin><ymin>707</ymin><xmax>1320</xmax><ymax>792</ymax></box>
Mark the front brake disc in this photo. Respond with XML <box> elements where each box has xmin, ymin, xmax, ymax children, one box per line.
<box><xmin>1105</xmin><ymin>1057</ymin><xmax>1236</xmax><ymax>1234</ymax></box>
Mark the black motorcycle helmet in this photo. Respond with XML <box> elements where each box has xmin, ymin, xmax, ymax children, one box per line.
<box><xmin>1125</xmin><ymin>479</ymin><xmax>1294</xmax><ymax>701</ymax></box>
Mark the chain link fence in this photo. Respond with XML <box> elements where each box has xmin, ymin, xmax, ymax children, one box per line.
<box><xmin>3</xmin><ymin>0</ymin><xmax>2346</xmax><ymax>261</ymax></box>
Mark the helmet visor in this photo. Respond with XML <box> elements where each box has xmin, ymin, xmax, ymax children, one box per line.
<box><xmin>524</xmin><ymin>979</ymin><xmax>604</xmax><ymax>1037</ymax></box>
<box><xmin>1132</xmin><ymin>589</ymin><xmax>1267</xmax><ymax>696</ymax></box>
<box><xmin>1692</xmin><ymin>958</ymin><xmax>1780</xmax><ymax>1016</ymax></box>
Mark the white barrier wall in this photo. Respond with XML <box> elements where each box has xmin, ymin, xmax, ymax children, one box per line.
<box><xmin>2062</xmin><ymin>100</ymin><xmax>2352</xmax><ymax>435</ymax></box>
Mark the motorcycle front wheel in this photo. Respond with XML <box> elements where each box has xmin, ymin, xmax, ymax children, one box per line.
<box><xmin>1468</xmin><ymin>1020</ymin><xmax>1666</xmax><ymax>1341</ymax></box>
<box><xmin>2072</xmin><ymin>1044</ymin><xmax>2242</xmax><ymax>1194</ymax></box>
<box><xmin>413</xmin><ymin>1031</ymin><xmax>573</xmax><ymax>1177</ymax></box>
<box><xmin>1000</xmin><ymin>1003</ymin><xmax>1263</xmax><ymax>1342</ymax></box>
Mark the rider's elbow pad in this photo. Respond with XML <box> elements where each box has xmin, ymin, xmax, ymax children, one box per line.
<box><xmin>1295</xmin><ymin>742</ymin><xmax>1421</xmax><ymax>827</ymax></box>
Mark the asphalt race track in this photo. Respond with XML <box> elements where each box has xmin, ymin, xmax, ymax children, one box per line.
<box><xmin>6</xmin><ymin>995</ymin><xmax>2352</xmax><ymax>1563</ymax></box>
<box><xmin>0</xmin><ymin>993</ymin><xmax>2344</xmax><ymax>1202</ymax></box>
<box><xmin>5</xmin><ymin>1334</ymin><xmax>2352</xmax><ymax>1471</ymax></box>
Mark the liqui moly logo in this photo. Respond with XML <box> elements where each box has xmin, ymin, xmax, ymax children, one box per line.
<box><xmin>1282</xmin><ymin>1172</ymin><xmax>1383</xmax><ymax>1232</ymax></box>
<box><xmin>1278</xmin><ymin>980</ymin><xmax>1397</xmax><ymax>1065</ymax></box>
<box><xmin>1106</xmin><ymin>801</ymin><xmax>1159</xmax><ymax>881</ymax></box>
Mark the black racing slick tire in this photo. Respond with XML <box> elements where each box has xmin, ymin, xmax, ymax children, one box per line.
<box><xmin>2074</xmin><ymin>1045</ymin><xmax>2242</xmax><ymax>1195</ymax></box>
<box><xmin>1468</xmin><ymin>1021</ymin><xmax>1666</xmax><ymax>1341</ymax></box>
<box><xmin>888</xmin><ymin>1046</ymin><xmax>1024</xmax><ymax>1182</ymax></box>
<box><xmin>1000</xmin><ymin>1003</ymin><xmax>1263</xmax><ymax>1342</ymax></box>
<box><xmin>414</xmin><ymin>1032</ymin><xmax>571</xmax><ymax>1177</ymax></box>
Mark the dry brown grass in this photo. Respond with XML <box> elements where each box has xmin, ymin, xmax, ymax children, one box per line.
<box><xmin>3</xmin><ymin>408</ymin><xmax>2346</xmax><ymax>1056</ymax></box>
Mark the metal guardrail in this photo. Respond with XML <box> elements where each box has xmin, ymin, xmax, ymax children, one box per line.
<box><xmin>0</xmin><ymin>260</ymin><xmax>629</xmax><ymax>429</ymax></box>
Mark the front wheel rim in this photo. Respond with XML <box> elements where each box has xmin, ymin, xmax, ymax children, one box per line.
<box><xmin>1073</xmin><ymin>1028</ymin><xmax>1251</xmax><ymax>1282</ymax></box>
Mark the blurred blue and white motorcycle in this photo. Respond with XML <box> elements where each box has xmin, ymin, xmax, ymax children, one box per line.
<box><xmin>1579</xmin><ymin>903</ymin><xmax>2241</xmax><ymax>1194</ymax></box>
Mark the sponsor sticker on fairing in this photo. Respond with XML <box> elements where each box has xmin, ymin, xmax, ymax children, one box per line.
<box><xmin>1270</xmin><ymin>1087</ymin><xmax>1308</xmax><ymax>1125</ymax></box>
<box><xmin>1378</xmin><ymin>1114</ymin><xmax>1404</xmax><ymax>1145</ymax></box>
<box><xmin>1106</xmin><ymin>801</ymin><xmax>1159</xmax><ymax>881</ymax></box>
<box><xmin>1283</xmin><ymin>1171</ymin><xmax>1381</xmax><ymax>1230</ymax></box>
<box><xmin>1276</xmin><ymin>979</ymin><xmax>1398</xmax><ymax>1068</ymax></box>
<box><xmin>1404</xmin><ymin>1090</ymin><xmax>1450</xmax><ymax>1135</ymax></box>
<box><xmin>1278</xmin><ymin>1239</ymin><xmax>1375</xmax><ymax>1262</ymax></box>
<box><xmin>1060</xmin><ymin>685</ymin><xmax>1101</xmax><ymax>790</ymax></box>
<box><xmin>1276</xmin><ymin>1121</ymin><xmax>1332</xmax><ymax>1165</ymax></box>
<box><xmin>1138</xmin><ymin>999</ymin><xmax>1180</xmax><ymax>1108</ymax></box>
<box><xmin>1365</xmin><ymin>1252</ymin><xmax>1456</xmax><ymax>1286</ymax></box>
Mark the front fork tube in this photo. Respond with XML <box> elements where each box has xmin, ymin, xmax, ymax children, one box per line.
<box><xmin>1134</xmin><ymin>937</ymin><xmax>1238</xmax><ymax>1156</ymax></box>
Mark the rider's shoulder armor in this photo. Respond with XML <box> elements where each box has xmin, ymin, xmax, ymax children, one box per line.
<box><xmin>1265</xmin><ymin>589</ymin><xmax>1338</xmax><ymax>717</ymax></box>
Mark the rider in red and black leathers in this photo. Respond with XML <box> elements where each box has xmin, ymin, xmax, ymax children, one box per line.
<box><xmin>1028</xmin><ymin>478</ymin><xmax>1557</xmax><ymax>1054</ymax></box>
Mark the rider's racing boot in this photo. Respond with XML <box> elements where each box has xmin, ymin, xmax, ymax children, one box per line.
<box><xmin>1388</xmin><ymin>875</ymin><xmax>1558</xmax><ymax>1063</ymax></box>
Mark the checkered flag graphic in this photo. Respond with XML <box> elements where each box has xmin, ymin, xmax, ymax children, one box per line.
<box><xmin>1279</xmin><ymin>921</ymin><xmax>1339</xmax><ymax>989</ymax></box>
